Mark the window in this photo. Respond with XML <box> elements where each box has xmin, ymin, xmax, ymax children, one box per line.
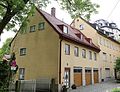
<box><xmin>109</xmin><ymin>54</ymin><xmax>111</xmax><ymax>63</ymax></box>
<box><xmin>30</xmin><ymin>25</ymin><xmax>35</xmax><ymax>32</ymax></box>
<box><xmin>79</xmin><ymin>24</ymin><xmax>84</xmax><ymax>30</ymax></box>
<box><xmin>38</xmin><ymin>22</ymin><xmax>45</xmax><ymax>30</ymax></box>
<box><xmin>103</xmin><ymin>52</ymin><xmax>107</xmax><ymax>61</ymax></box>
<box><xmin>74</xmin><ymin>46</ymin><xmax>79</xmax><ymax>57</ymax></box>
<box><xmin>100</xmin><ymin>37</ymin><xmax>102</xmax><ymax>45</ymax></box>
<box><xmin>74</xmin><ymin>68</ymin><xmax>82</xmax><ymax>73</ymax></box>
<box><xmin>94</xmin><ymin>53</ymin><xmax>97</xmax><ymax>61</ymax></box>
<box><xmin>20</xmin><ymin>48</ymin><xmax>26</xmax><ymax>56</ymax></box>
<box><xmin>82</xmin><ymin>49</ymin><xmax>86</xmax><ymax>58</ymax></box>
<box><xmin>63</xmin><ymin>26</ymin><xmax>68</xmax><ymax>34</ymax></box>
<box><xmin>100</xmin><ymin>37</ymin><xmax>104</xmax><ymax>45</ymax></box>
<box><xmin>19</xmin><ymin>68</ymin><xmax>25</xmax><ymax>80</ymax></box>
<box><xmin>65</xmin><ymin>44</ymin><xmax>70</xmax><ymax>55</ymax></box>
<box><xmin>89</xmin><ymin>51</ymin><xmax>92</xmax><ymax>60</ymax></box>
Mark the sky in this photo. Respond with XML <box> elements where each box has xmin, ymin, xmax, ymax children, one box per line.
<box><xmin>0</xmin><ymin>0</ymin><xmax>120</xmax><ymax>48</ymax></box>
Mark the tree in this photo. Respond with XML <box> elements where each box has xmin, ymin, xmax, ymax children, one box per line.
<box><xmin>59</xmin><ymin>0</ymin><xmax>100</xmax><ymax>20</ymax></box>
<box><xmin>115</xmin><ymin>58</ymin><xmax>120</xmax><ymax>72</ymax></box>
<box><xmin>115</xmin><ymin>57</ymin><xmax>120</xmax><ymax>80</ymax></box>
<box><xmin>0</xmin><ymin>0</ymin><xmax>50</xmax><ymax>35</ymax></box>
<box><xmin>0</xmin><ymin>52</ymin><xmax>18</xmax><ymax>92</ymax></box>
<box><xmin>0</xmin><ymin>0</ymin><xmax>99</xmax><ymax>35</ymax></box>
<box><xmin>0</xmin><ymin>37</ymin><xmax>17</xmax><ymax>91</ymax></box>
<box><xmin>0</xmin><ymin>38</ymin><xmax>13</xmax><ymax>60</ymax></box>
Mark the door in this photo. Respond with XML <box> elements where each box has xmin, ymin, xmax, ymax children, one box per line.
<box><xmin>85</xmin><ymin>70</ymin><xmax>91</xmax><ymax>85</ymax></box>
<box><xmin>19</xmin><ymin>68</ymin><xmax>25</xmax><ymax>80</ymax></box>
<box><xmin>94</xmin><ymin>70</ymin><xmax>99</xmax><ymax>83</ymax></box>
<box><xmin>74</xmin><ymin>68</ymin><xmax>82</xmax><ymax>87</ymax></box>
<box><xmin>105</xmin><ymin>68</ymin><xmax>110</xmax><ymax>81</ymax></box>
<box><xmin>64</xmin><ymin>68</ymin><xmax>70</xmax><ymax>88</ymax></box>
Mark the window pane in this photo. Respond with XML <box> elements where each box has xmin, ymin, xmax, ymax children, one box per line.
<box><xmin>38</xmin><ymin>22</ymin><xmax>45</xmax><ymax>30</ymax></box>
<box><xmin>65</xmin><ymin>44</ymin><xmax>70</xmax><ymax>55</ymax></box>
<box><xmin>89</xmin><ymin>51</ymin><xmax>92</xmax><ymax>60</ymax></box>
<box><xmin>103</xmin><ymin>52</ymin><xmax>107</xmax><ymax>61</ymax></box>
<box><xmin>74</xmin><ymin>47</ymin><xmax>79</xmax><ymax>57</ymax></box>
<box><xmin>63</xmin><ymin>26</ymin><xmax>68</xmax><ymax>34</ymax></box>
<box><xmin>30</xmin><ymin>25</ymin><xmax>35</xmax><ymax>32</ymax></box>
<box><xmin>20</xmin><ymin>48</ymin><xmax>26</xmax><ymax>56</ymax></box>
<box><xmin>19</xmin><ymin>68</ymin><xmax>25</xmax><ymax>80</ymax></box>
<box><xmin>94</xmin><ymin>53</ymin><xmax>97</xmax><ymax>61</ymax></box>
<box><xmin>82</xmin><ymin>49</ymin><xmax>86</xmax><ymax>58</ymax></box>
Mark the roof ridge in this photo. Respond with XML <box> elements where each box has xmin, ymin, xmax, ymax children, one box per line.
<box><xmin>39</xmin><ymin>8</ymin><xmax>71</xmax><ymax>26</ymax></box>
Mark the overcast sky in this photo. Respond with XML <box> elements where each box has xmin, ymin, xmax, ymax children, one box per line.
<box><xmin>0</xmin><ymin>0</ymin><xmax>120</xmax><ymax>48</ymax></box>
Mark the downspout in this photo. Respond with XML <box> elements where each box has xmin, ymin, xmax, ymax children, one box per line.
<box><xmin>59</xmin><ymin>38</ymin><xmax>63</xmax><ymax>84</ymax></box>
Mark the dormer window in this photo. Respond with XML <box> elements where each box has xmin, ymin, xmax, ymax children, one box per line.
<box><xmin>81</xmin><ymin>34</ymin><xmax>83</xmax><ymax>40</ymax></box>
<box><xmin>79</xmin><ymin>24</ymin><xmax>84</xmax><ymax>30</ymax></box>
<box><xmin>63</xmin><ymin>26</ymin><xmax>68</xmax><ymax>34</ymax></box>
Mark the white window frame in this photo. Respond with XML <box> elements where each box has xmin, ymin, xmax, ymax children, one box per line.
<box><xmin>103</xmin><ymin>52</ymin><xmax>107</xmax><ymax>61</ymax></box>
<box><xmin>94</xmin><ymin>53</ymin><xmax>97</xmax><ymax>61</ymax></box>
<box><xmin>30</xmin><ymin>25</ymin><xmax>36</xmax><ymax>32</ymax></box>
<box><xmin>19</xmin><ymin>68</ymin><xmax>25</xmax><ymax>80</ymax></box>
<box><xmin>65</xmin><ymin>44</ymin><xmax>70</xmax><ymax>55</ymax></box>
<box><xmin>63</xmin><ymin>26</ymin><xmax>68</xmax><ymax>34</ymax></box>
<box><xmin>89</xmin><ymin>51</ymin><xmax>92</xmax><ymax>60</ymax></box>
<box><xmin>20</xmin><ymin>48</ymin><xmax>26</xmax><ymax>56</ymax></box>
<box><xmin>82</xmin><ymin>49</ymin><xmax>86</xmax><ymax>58</ymax></box>
<box><xmin>74</xmin><ymin>46</ymin><xmax>79</xmax><ymax>57</ymax></box>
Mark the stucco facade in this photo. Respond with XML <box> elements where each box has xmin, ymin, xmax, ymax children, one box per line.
<box><xmin>71</xmin><ymin>17</ymin><xmax>120</xmax><ymax>81</ymax></box>
<box><xmin>61</xmin><ymin>40</ymin><xmax>100</xmax><ymax>87</ymax></box>
<box><xmin>11</xmin><ymin>8</ymin><xmax>118</xmax><ymax>91</ymax></box>
<box><xmin>11</xmin><ymin>10</ymin><xmax>60</xmax><ymax>84</ymax></box>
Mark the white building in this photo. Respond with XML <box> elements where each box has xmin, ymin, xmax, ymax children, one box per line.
<box><xmin>91</xmin><ymin>19</ymin><xmax>120</xmax><ymax>41</ymax></box>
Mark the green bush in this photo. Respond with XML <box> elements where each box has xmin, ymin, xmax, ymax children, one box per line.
<box><xmin>112</xmin><ymin>88</ymin><xmax>120</xmax><ymax>92</ymax></box>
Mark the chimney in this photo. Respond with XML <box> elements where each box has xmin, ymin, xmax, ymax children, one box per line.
<box><xmin>51</xmin><ymin>7</ymin><xmax>56</xmax><ymax>17</ymax></box>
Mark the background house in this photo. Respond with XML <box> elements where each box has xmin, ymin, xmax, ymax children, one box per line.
<box><xmin>71</xmin><ymin>17</ymin><xmax>120</xmax><ymax>82</ymax></box>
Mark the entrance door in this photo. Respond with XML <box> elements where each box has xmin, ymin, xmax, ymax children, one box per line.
<box><xmin>85</xmin><ymin>70</ymin><xmax>91</xmax><ymax>85</ymax></box>
<box><xmin>74</xmin><ymin>68</ymin><xmax>82</xmax><ymax>87</ymax></box>
<box><xmin>94</xmin><ymin>70</ymin><xmax>99</xmax><ymax>83</ymax></box>
<box><xmin>64</xmin><ymin>68</ymin><xmax>70</xmax><ymax>88</ymax></box>
<box><xmin>105</xmin><ymin>68</ymin><xmax>110</xmax><ymax>81</ymax></box>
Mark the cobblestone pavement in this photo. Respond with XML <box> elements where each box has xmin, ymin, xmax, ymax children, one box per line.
<box><xmin>68</xmin><ymin>80</ymin><xmax>120</xmax><ymax>92</ymax></box>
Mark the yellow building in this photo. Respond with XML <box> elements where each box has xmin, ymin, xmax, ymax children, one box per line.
<box><xmin>10</xmin><ymin>8</ymin><xmax>102</xmax><ymax>90</ymax></box>
<box><xmin>71</xmin><ymin>17</ymin><xmax>120</xmax><ymax>82</ymax></box>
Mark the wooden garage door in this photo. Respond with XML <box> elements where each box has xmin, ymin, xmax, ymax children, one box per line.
<box><xmin>94</xmin><ymin>70</ymin><xmax>99</xmax><ymax>83</ymax></box>
<box><xmin>74</xmin><ymin>68</ymin><xmax>82</xmax><ymax>87</ymax></box>
<box><xmin>85</xmin><ymin>70</ymin><xmax>91</xmax><ymax>85</ymax></box>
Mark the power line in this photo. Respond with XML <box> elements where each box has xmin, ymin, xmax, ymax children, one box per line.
<box><xmin>107</xmin><ymin>0</ymin><xmax>120</xmax><ymax>19</ymax></box>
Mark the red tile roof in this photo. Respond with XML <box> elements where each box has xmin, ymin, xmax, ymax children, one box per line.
<box><xmin>37</xmin><ymin>8</ymin><xmax>100</xmax><ymax>52</ymax></box>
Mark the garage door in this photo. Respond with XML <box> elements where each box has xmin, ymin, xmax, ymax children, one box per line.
<box><xmin>74</xmin><ymin>68</ymin><xmax>82</xmax><ymax>87</ymax></box>
<box><xmin>85</xmin><ymin>70</ymin><xmax>91</xmax><ymax>85</ymax></box>
<box><xmin>94</xmin><ymin>70</ymin><xmax>99</xmax><ymax>83</ymax></box>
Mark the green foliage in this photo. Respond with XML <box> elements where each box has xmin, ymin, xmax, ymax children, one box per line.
<box><xmin>0</xmin><ymin>61</ymin><xmax>11</xmax><ymax>92</ymax></box>
<box><xmin>115</xmin><ymin>58</ymin><xmax>120</xmax><ymax>72</ymax></box>
<box><xmin>0</xmin><ymin>52</ymin><xmax>18</xmax><ymax>91</ymax></box>
<box><xmin>0</xmin><ymin>0</ymin><xmax>50</xmax><ymax>34</ymax></box>
<box><xmin>112</xmin><ymin>88</ymin><xmax>120</xmax><ymax>92</ymax></box>
<box><xmin>59</xmin><ymin>0</ymin><xmax>100</xmax><ymax>20</ymax></box>
<box><xmin>0</xmin><ymin>38</ymin><xmax>13</xmax><ymax>60</ymax></box>
<box><xmin>0</xmin><ymin>0</ymin><xmax>99</xmax><ymax>34</ymax></box>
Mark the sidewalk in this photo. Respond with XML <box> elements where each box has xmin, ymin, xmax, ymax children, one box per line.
<box><xmin>68</xmin><ymin>80</ymin><xmax>120</xmax><ymax>92</ymax></box>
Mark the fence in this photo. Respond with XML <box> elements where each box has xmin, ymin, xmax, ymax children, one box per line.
<box><xmin>13</xmin><ymin>78</ymin><xmax>57</xmax><ymax>92</ymax></box>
